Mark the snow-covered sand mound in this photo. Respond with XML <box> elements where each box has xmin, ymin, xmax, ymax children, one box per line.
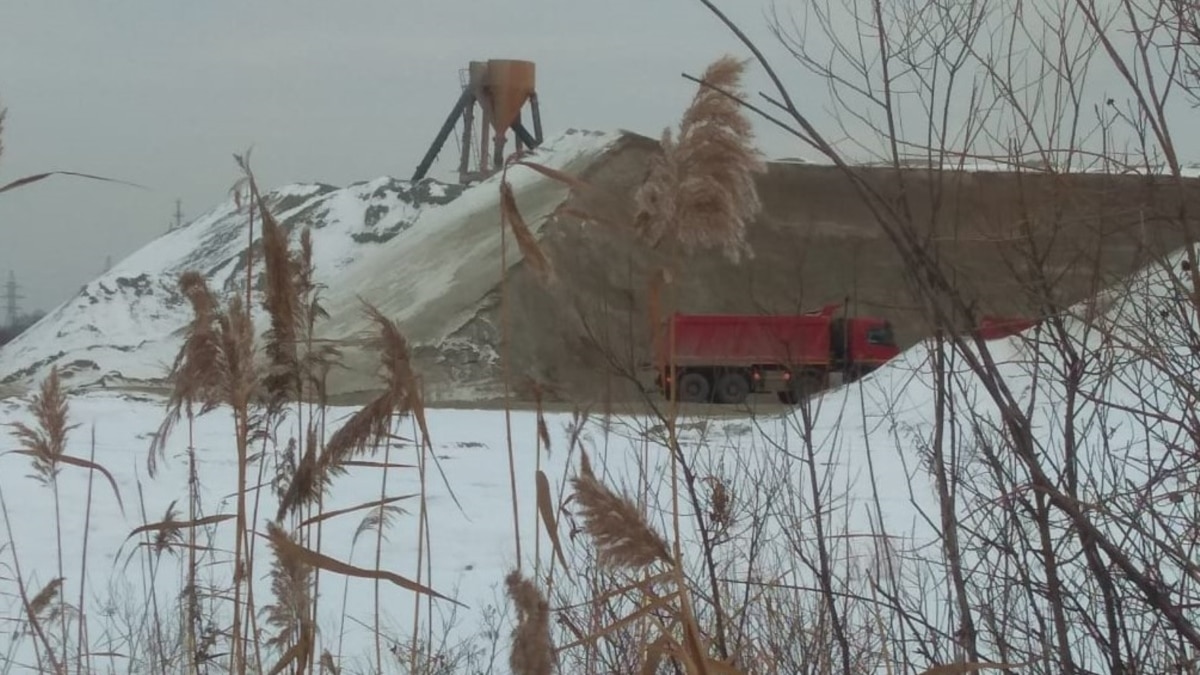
<box><xmin>0</xmin><ymin>129</ymin><xmax>624</xmax><ymax>401</ymax></box>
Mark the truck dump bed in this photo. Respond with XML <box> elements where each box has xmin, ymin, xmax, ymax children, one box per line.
<box><xmin>661</xmin><ymin>312</ymin><xmax>833</xmax><ymax>368</ymax></box>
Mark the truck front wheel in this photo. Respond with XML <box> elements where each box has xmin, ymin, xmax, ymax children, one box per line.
<box><xmin>714</xmin><ymin>371</ymin><xmax>751</xmax><ymax>405</ymax></box>
<box><xmin>676</xmin><ymin>372</ymin><xmax>711</xmax><ymax>403</ymax></box>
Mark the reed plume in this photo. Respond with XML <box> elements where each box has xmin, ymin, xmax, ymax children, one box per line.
<box><xmin>277</xmin><ymin>426</ymin><xmax>329</xmax><ymax>522</ymax></box>
<box><xmin>235</xmin><ymin>151</ymin><xmax>307</xmax><ymax>412</ymax></box>
<box><xmin>10</xmin><ymin>366</ymin><xmax>74</xmax><ymax>485</ymax></box>
<box><xmin>571</xmin><ymin>450</ymin><xmax>673</xmax><ymax>569</ymax></box>
<box><xmin>150</xmin><ymin>501</ymin><xmax>184</xmax><ymax>557</ymax></box>
<box><xmin>27</xmin><ymin>578</ymin><xmax>63</xmax><ymax>622</ymax></box>
<box><xmin>634</xmin><ymin>55</ymin><xmax>765</xmax><ymax>262</ymax></box>
<box><xmin>320</xmin><ymin>650</ymin><xmax>340</xmax><ymax>674</ymax></box>
<box><xmin>506</xmin><ymin>570</ymin><xmax>555</xmax><ymax>675</ymax></box>
<box><xmin>295</xmin><ymin>227</ymin><xmax>340</xmax><ymax>402</ymax></box>
<box><xmin>262</xmin><ymin>522</ymin><xmax>315</xmax><ymax>654</ymax></box>
<box><xmin>258</xmin><ymin>199</ymin><xmax>301</xmax><ymax>408</ymax></box>
<box><xmin>149</xmin><ymin>271</ymin><xmax>222</xmax><ymax>476</ymax></box>
<box><xmin>216</xmin><ymin>293</ymin><xmax>258</xmax><ymax>415</ymax></box>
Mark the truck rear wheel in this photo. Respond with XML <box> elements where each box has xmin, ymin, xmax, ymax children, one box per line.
<box><xmin>676</xmin><ymin>372</ymin><xmax>711</xmax><ymax>403</ymax></box>
<box><xmin>779</xmin><ymin>370</ymin><xmax>825</xmax><ymax>406</ymax></box>
<box><xmin>714</xmin><ymin>371</ymin><xmax>751</xmax><ymax>405</ymax></box>
<box><xmin>844</xmin><ymin>364</ymin><xmax>878</xmax><ymax>383</ymax></box>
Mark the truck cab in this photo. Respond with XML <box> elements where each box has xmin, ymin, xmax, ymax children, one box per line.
<box><xmin>831</xmin><ymin>317</ymin><xmax>900</xmax><ymax>380</ymax></box>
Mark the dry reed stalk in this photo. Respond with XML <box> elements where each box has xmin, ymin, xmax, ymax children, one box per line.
<box><xmin>571</xmin><ymin>450</ymin><xmax>673</xmax><ymax>569</ymax></box>
<box><xmin>530</xmin><ymin>380</ymin><xmax>547</xmax><ymax>579</ymax></box>
<box><xmin>123</xmin><ymin>511</ymin><xmax>235</xmax><ymax>545</ymax></box>
<box><xmin>184</xmin><ymin>411</ymin><xmax>200</xmax><ymax>675</ymax></box>
<box><xmin>265</xmin><ymin>517</ymin><xmax>459</xmax><ymax>603</ymax></box>
<box><xmin>497</xmin><ymin>162</ymin><xmax>524</xmax><ymax>574</ymax></box>
<box><xmin>304</xmin><ymin>400</ymin><xmax>331</xmax><ymax>674</ymax></box>
<box><xmin>221</xmin><ymin>293</ymin><xmax>259</xmax><ymax>674</ymax></box>
<box><xmin>278</xmin><ymin>301</ymin><xmax>418</xmax><ymax>532</ymax></box>
<box><xmin>10</xmin><ymin>367</ymin><xmax>74</xmax><ymax>668</ymax></box>
<box><xmin>634</xmin><ymin>55</ymin><xmax>766</xmax><ymax>262</ymax></box>
<box><xmin>313</xmin><ymin>303</ymin><xmax>416</xmax><ymax>477</ymax></box>
<box><xmin>532</xmin><ymin>380</ymin><xmax>552</xmax><ymax>453</ymax></box>
<box><xmin>639</xmin><ymin>634</ymin><xmax>672</xmax><ymax>675</ymax></box>
<box><xmin>500</xmin><ymin>179</ymin><xmax>555</xmax><ymax>284</ymax></box>
<box><xmin>74</xmin><ymin>426</ymin><xmax>98</xmax><ymax>675</ymax></box>
<box><xmin>0</xmin><ymin>482</ymin><xmax>60</xmax><ymax>674</ymax></box>
<box><xmin>295</xmin><ymin>494</ymin><xmax>415</xmax><ymax>529</ymax></box>
<box><xmin>492</xmin><ymin>144</ymin><xmax>590</xmax><ymax>588</ymax></box>
<box><xmin>237</xmin><ymin>155</ymin><xmax>333</xmax><ymax>674</ymax></box>
<box><xmin>535</xmin><ymin>470</ymin><xmax>570</xmax><ymax>574</ymax></box>
<box><xmin>372</xmin><ymin>416</ymin><xmax>395</xmax><ymax>674</ymax></box>
<box><xmin>918</xmin><ymin>663</ymin><xmax>1030</xmax><ymax>674</ymax></box>
<box><xmin>407</xmin><ymin>411</ymin><xmax>432</xmax><ymax>674</ymax></box>
<box><xmin>506</xmin><ymin>570</ymin><xmax>555</xmax><ymax>675</ymax></box>
<box><xmin>0</xmin><ymin>103</ymin><xmax>143</xmax><ymax>197</ymax></box>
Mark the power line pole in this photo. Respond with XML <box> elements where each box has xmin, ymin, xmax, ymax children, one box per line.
<box><xmin>3</xmin><ymin>271</ymin><xmax>23</xmax><ymax>328</ymax></box>
<box><xmin>174</xmin><ymin>199</ymin><xmax>184</xmax><ymax>231</ymax></box>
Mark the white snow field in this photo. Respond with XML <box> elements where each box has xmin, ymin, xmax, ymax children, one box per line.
<box><xmin>0</xmin><ymin>374</ymin><xmax>933</xmax><ymax>674</ymax></box>
<box><xmin>0</xmin><ymin>128</ymin><xmax>623</xmax><ymax>402</ymax></box>
<box><xmin>0</xmin><ymin>244</ymin><xmax>1198</xmax><ymax>672</ymax></box>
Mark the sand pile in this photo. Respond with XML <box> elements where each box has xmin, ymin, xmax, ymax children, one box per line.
<box><xmin>4</xmin><ymin>126</ymin><xmax>1196</xmax><ymax>406</ymax></box>
<box><xmin>478</xmin><ymin>134</ymin><xmax>1200</xmax><ymax>404</ymax></box>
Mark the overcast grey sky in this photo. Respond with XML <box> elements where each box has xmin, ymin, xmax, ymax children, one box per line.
<box><xmin>0</xmin><ymin>0</ymin><xmax>809</xmax><ymax>313</ymax></box>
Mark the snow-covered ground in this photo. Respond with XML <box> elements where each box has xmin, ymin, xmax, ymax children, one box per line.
<box><xmin>1</xmin><ymin>241</ymin><xmax>1198</xmax><ymax>672</ymax></box>
<box><xmin>0</xmin><ymin>370</ymin><xmax>935</xmax><ymax>673</ymax></box>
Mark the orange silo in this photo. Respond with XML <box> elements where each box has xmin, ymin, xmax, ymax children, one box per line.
<box><xmin>484</xmin><ymin>59</ymin><xmax>536</xmax><ymax>137</ymax></box>
<box><xmin>410</xmin><ymin>59</ymin><xmax>545</xmax><ymax>183</ymax></box>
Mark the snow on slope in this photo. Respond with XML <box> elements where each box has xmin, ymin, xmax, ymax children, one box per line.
<box><xmin>0</xmin><ymin>129</ymin><xmax>622</xmax><ymax>400</ymax></box>
<box><xmin>0</xmin><ymin>176</ymin><xmax>461</xmax><ymax>390</ymax></box>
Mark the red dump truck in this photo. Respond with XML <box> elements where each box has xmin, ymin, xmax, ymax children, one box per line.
<box><xmin>653</xmin><ymin>304</ymin><xmax>901</xmax><ymax>404</ymax></box>
<box><xmin>974</xmin><ymin>315</ymin><xmax>1039</xmax><ymax>341</ymax></box>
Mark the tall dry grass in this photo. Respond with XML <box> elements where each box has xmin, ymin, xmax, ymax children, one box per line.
<box><xmin>122</xmin><ymin>152</ymin><xmax>459</xmax><ymax>674</ymax></box>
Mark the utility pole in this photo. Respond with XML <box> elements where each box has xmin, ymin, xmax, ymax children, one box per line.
<box><xmin>3</xmin><ymin>271</ymin><xmax>23</xmax><ymax>328</ymax></box>
<box><xmin>103</xmin><ymin>255</ymin><xmax>112</xmax><ymax>274</ymax></box>
<box><xmin>174</xmin><ymin>199</ymin><xmax>184</xmax><ymax>231</ymax></box>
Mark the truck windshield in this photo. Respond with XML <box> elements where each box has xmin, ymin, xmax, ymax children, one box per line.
<box><xmin>867</xmin><ymin>323</ymin><xmax>896</xmax><ymax>346</ymax></box>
